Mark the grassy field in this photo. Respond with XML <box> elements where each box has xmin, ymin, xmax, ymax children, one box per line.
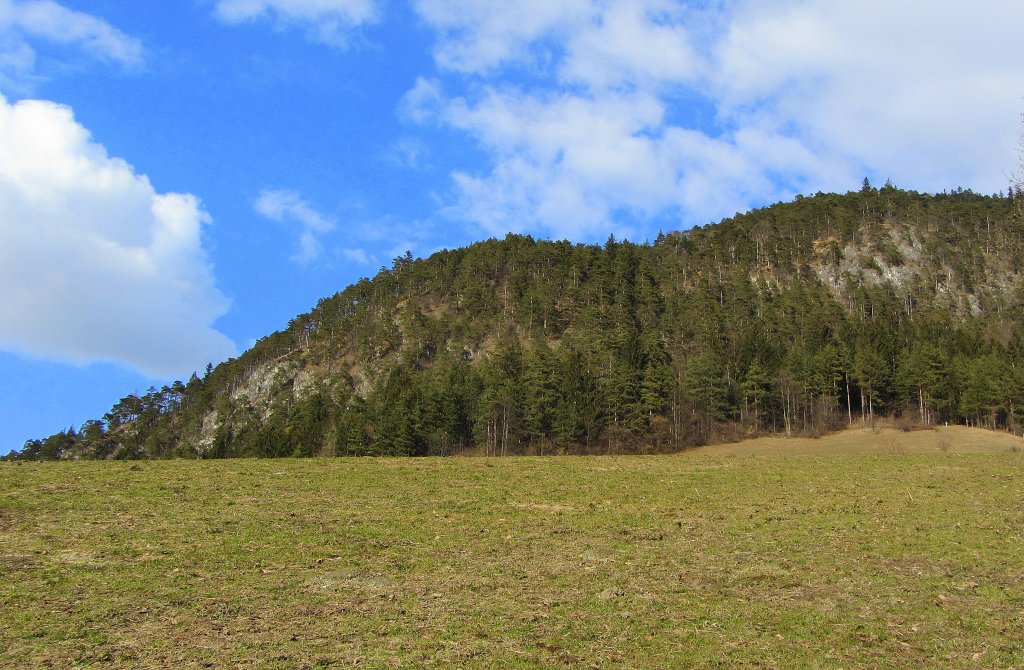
<box><xmin>1</xmin><ymin>427</ymin><xmax>1022</xmax><ymax>669</ymax></box>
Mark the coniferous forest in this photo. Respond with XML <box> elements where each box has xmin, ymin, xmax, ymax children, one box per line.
<box><xmin>14</xmin><ymin>184</ymin><xmax>1024</xmax><ymax>460</ymax></box>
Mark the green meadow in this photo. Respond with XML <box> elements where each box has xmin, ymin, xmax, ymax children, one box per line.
<box><xmin>2</xmin><ymin>427</ymin><xmax>1022</xmax><ymax>668</ymax></box>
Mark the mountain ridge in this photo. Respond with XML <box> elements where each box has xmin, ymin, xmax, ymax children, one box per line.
<box><xmin>14</xmin><ymin>184</ymin><xmax>1024</xmax><ymax>460</ymax></box>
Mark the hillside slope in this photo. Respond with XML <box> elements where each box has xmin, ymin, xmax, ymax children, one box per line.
<box><xmin>16</xmin><ymin>185</ymin><xmax>1024</xmax><ymax>460</ymax></box>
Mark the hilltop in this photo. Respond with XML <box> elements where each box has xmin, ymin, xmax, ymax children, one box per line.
<box><xmin>15</xmin><ymin>184</ymin><xmax>1024</xmax><ymax>460</ymax></box>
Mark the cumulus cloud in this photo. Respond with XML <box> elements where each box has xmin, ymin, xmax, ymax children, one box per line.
<box><xmin>558</xmin><ymin>0</ymin><xmax>706</xmax><ymax>90</ymax></box>
<box><xmin>415</xmin><ymin>0</ymin><xmax>706</xmax><ymax>89</ymax></box>
<box><xmin>0</xmin><ymin>95</ymin><xmax>236</xmax><ymax>379</ymax></box>
<box><xmin>214</xmin><ymin>0</ymin><xmax>378</xmax><ymax>47</ymax></box>
<box><xmin>414</xmin><ymin>0</ymin><xmax>591</xmax><ymax>74</ymax></box>
<box><xmin>712</xmin><ymin>0</ymin><xmax>1024</xmax><ymax>192</ymax></box>
<box><xmin>409</xmin><ymin>0</ymin><xmax>1024</xmax><ymax>240</ymax></box>
<box><xmin>255</xmin><ymin>188</ymin><xmax>336</xmax><ymax>264</ymax></box>
<box><xmin>437</xmin><ymin>88</ymin><xmax>674</xmax><ymax>238</ymax></box>
<box><xmin>0</xmin><ymin>0</ymin><xmax>143</xmax><ymax>91</ymax></box>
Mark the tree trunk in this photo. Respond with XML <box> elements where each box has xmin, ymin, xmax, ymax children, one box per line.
<box><xmin>782</xmin><ymin>386</ymin><xmax>791</xmax><ymax>436</ymax></box>
<box><xmin>845</xmin><ymin>374</ymin><xmax>852</xmax><ymax>427</ymax></box>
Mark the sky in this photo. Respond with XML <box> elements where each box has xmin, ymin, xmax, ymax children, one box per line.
<box><xmin>1</xmin><ymin>0</ymin><xmax>1023</xmax><ymax>454</ymax></box>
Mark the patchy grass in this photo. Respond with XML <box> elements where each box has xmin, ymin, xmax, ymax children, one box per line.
<box><xmin>1</xmin><ymin>430</ymin><xmax>1022</xmax><ymax>668</ymax></box>
<box><xmin>699</xmin><ymin>424</ymin><xmax>1024</xmax><ymax>457</ymax></box>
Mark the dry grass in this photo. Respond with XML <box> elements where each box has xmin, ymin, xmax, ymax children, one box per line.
<box><xmin>695</xmin><ymin>424</ymin><xmax>1024</xmax><ymax>457</ymax></box>
<box><xmin>1</xmin><ymin>428</ymin><xmax>1022</xmax><ymax>668</ymax></box>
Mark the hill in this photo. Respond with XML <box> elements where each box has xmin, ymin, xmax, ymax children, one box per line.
<box><xmin>14</xmin><ymin>184</ymin><xmax>1024</xmax><ymax>460</ymax></box>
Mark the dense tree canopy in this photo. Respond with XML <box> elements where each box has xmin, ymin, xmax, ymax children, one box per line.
<box><xmin>13</xmin><ymin>186</ymin><xmax>1024</xmax><ymax>460</ymax></box>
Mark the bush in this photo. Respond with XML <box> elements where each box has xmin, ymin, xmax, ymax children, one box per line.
<box><xmin>896</xmin><ymin>415</ymin><xmax>928</xmax><ymax>432</ymax></box>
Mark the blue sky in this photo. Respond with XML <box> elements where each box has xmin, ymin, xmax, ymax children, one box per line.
<box><xmin>2</xmin><ymin>0</ymin><xmax>1023</xmax><ymax>454</ymax></box>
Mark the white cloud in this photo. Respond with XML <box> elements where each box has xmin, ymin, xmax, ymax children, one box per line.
<box><xmin>0</xmin><ymin>40</ymin><xmax>36</xmax><ymax>91</ymax></box>
<box><xmin>410</xmin><ymin>0</ymin><xmax>1024</xmax><ymax>240</ymax></box>
<box><xmin>415</xmin><ymin>0</ymin><xmax>706</xmax><ymax>89</ymax></box>
<box><xmin>0</xmin><ymin>95</ymin><xmax>236</xmax><ymax>379</ymax></box>
<box><xmin>414</xmin><ymin>0</ymin><xmax>591</xmax><ymax>74</ymax></box>
<box><xmin>558</xmin><ymin>0</ymin><xmax>704</xmax><ymax>90</ymax></box>
<box><xmin>340</xmin><ymin>247</ymin><xmax>371</xmax><ymax>265</ymax></box>
<box><xmin>435</xmin><ymin>88</ymin><xmax>674</xmax><ymax>238</ymax></box>
<box><xmin>255</xmin><ymin>188</ymin><xmax>335</xmax><ymax>264</ymax></box>
<box><xmin>214</xmin><ymin>0</ymin><xmax>378</xmax><ymax>47</ymax></box>
<box><xmin>426</xmin><ymin>87</ymin><xmax>844</xmax><ymax>238</ymax></box>
<box><xmin>0</xmin><ymin>0</ymin><xmax>142</xmax><ymax>91</ymax></box>
<box><xmin>382</xmin><ymin>137</ymin><xmax>428</xmax><ymax>169</ymax></box>
<box><xmin>712</xmin><ymin>0</ymin><xmax>1024</xmax><ymax>193</ymax></box>
<box><xmin>254</xmin><ymin>191</ymin><xmax>404</xmax><ymax>268</ymax></box>
<box><xmin>398</xmin><ymin>77</ymin><xmax>443</xmax><ymax>124</ymax></box>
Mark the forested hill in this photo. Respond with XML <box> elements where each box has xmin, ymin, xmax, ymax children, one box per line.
<box><xmin>15</xmin><ymin>184</ymin><xmax>1024</xmax><ymax>460</ymax></box>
